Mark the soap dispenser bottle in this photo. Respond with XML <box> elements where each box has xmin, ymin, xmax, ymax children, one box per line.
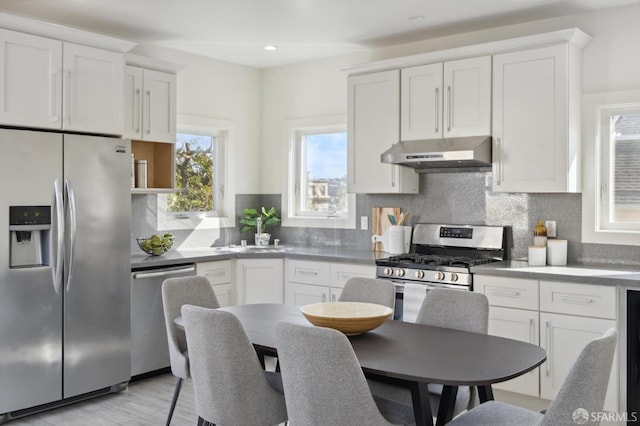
<box><xmin>534</xmin><ymin>221</ymin><xmax>547</xmax><ymax>247</ymax></box>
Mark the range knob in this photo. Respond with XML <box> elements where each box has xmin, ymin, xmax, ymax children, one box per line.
<box><xmin>414</xmin><ymin>270</ymin><xmax>425</xmax><ymax>279</ymax></box>
<box><xmin>383</xmin><ymin>267</ymin><xmax>393</xmax><ymax>276</ymax></box>
<box><xmin>450</xmin><ymin>273</ymin><xmax>459</xmax><ymax>282</ymax></box>
<box><xmin>396</xmin><ymin>269</ymin><xmax>405</xmax><ymax>277</ymax></box>
<box><xmin>436</xmin><ymin>271</ymin><xmax>446</xmax><ymax>281</ymax></box>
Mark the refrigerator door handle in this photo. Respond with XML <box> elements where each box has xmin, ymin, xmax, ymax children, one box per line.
<box><xmin>65</xmin><ymin>178</ymin><xmax>78</xmax><ymax>292</ymax></box>
<box><xmin>52</xmin><ymin>179</ymin><xmax>64</xmax><ymax>293</ymax></box>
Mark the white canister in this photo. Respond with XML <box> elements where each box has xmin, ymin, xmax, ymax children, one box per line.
<box><xmin>547</xmin><ymin>239</ymin><xmax>568</xmax><ymax>266</ymax></box>
<box><xmin>387</xmin><ymin>226</ymin><xmax>405</xmax><ymax>255</ymax></box>
<box><xmin>528</xmin><ymin>246</ymin><xmax>547</xmax><ymax>266</ymax></box>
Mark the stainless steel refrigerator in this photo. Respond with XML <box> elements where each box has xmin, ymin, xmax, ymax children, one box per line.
<box><xmin>0</xmin><ymin>128</ymin><xmax>131</xmax><ymax>419</ymax></box>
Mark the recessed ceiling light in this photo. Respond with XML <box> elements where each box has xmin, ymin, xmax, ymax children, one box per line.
<box><xmin>409</xmin><ymin>15</ymin><xmax>425</xmax><ymax>21</ymax></box>
<box><xmin>264</xmin><ymin>45</ymin><xmax>278</xmax><ymax>51</ymax></box>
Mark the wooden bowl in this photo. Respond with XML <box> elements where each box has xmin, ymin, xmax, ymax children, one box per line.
<box><xmin>300</xmin><ymin>302</ymin><xmax>393</xmax><ymax>335</ymax></box>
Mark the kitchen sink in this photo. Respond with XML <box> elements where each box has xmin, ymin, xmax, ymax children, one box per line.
<box><xmin>178</xmin><ymin>245</ymin><xmax>288</xmax><ymax>254</ymax></box>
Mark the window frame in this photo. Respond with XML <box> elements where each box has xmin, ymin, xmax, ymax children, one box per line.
<box><xmin>157</xmin><ymin>114</ymin><xmax>236</xmax><ymax>231</ymax></box>
<box><xmin>282</xmin><ymin>115</ymin><xmax>355</xmax><ymax>229</ymax></box>
<box><xmin>582</xmin><ymin>90</ymin><xmax>640</xmax><ymax>245</ymax></box>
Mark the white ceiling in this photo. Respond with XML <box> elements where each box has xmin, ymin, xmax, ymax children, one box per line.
<box><xmin>1</xmin><ymin>0</ymin><xmax>639</xmax><ymax>68</ymax></box>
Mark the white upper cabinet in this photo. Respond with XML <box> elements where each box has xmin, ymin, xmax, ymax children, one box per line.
<box><xmin>492</xmin><ymin>44</ymin><xmax>582</xmax><ymax>192</ymax></box>
<box><xmin>347</xmin><ymin>70</ymin><xmax>419</xmax><ymax>194</ymax></box>
<box><xmin>401</xmin><ymin>63</ymin><xmax>443</xmax><ymax>141</ymax></box>
<box><xmin>443</xmin><ymin>56</ymin><xmax>492</xmax><ymax>137</ymax></box>
<box><xmin>401</xmin><ymin>56</ymin><xmax>491</xmax><ymax>141</ymax></box>
<box><xmin>63</xmin><ymin>42</ymin><xmax>124</xmax><ymax>135</ymax></box>
<box><xmin>124</xmin><ymin>65</ymin><xmax>176</xmax><ymax>143</ymax></box>
<box><xmin>0</xmin><ymin>27</ymin><xmax>126</xmax><ymax>135</ymax></box>
<box><xmin>0</xmin><ymin>29</ymin><xmax>62</xmax><ymax>129</ymax></box>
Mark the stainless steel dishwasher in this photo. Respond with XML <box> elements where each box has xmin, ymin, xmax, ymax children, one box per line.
<box><xmin>130</xmin><ymin>263</ymin><xmax>196</xmax><ymax>377</ymax></box>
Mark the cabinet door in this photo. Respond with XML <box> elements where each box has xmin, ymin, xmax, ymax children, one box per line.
<box><xmin>488</xmin><ymin>306</ymin><xmax>540</xmax><ymax>396</ymax></box>
<box><xmin>492</xmin><ymin>44</ymin><xmax>580</xmax><ymax>192</ymax></box>
<box><xmin>540</xmin><ymin>313</ymin><xmax>618</xmax><ymax>411</ymax></box>
<box><xmin>142</xmin><ymin>69</ymin><xmax>176</xmax><ymax>143</ymax></box>
<box><xmin>347</xmin><ymin>70</ymin><xmax>418</xmax><ymax>194</ymax></box>
<box><xmin>285</xmin><ymin>282</ymin><xmax>330</xmax><ymax>306</ymax></box>
<box><xmin>401</xmin><ymin>63</ymin><xmax>443</xmax><ymax>141</ymax></box>
<box><xmin>123</xmin><ymin>65</ymin><xmax>143</xmax><ymax>140</ymax></box>
<box><xmin>443</xmin><ymin>56</ymin><xmax>491</xmax><ymax>137</ymax></box>
<box><xmin>0</xmin><ymin>29</ymin><xmax>63</xmax><ymax>129</ymax></box>
<box><xmin>236</xmin><ymin>259</ymin><xmax>283</xmax><ymax>304</ymax></box>
<box><xmin>63</xmin><ymin>43</ymin><xmax>124</xmax><ymax>135</ymax></box>
<box><xmin>213</xmin><ymin>283</ymin><xmax>235</xmax><ymax>307</ymax></box>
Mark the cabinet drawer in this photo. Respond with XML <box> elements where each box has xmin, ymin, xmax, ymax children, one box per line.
<box><xmin>540</xmin><ymin>281</ymin><xmax>616</xmax><ymax>319</ymax></box>
<box><xmin>330</xmin><ymin>263</ymin><xmax>375</xmax><ymax>289</ymax></box>
<box><xmin>475</xmin><ymin>276</ymin><xmax>539</xmax><ymax>310</ymax></box>
<box><xmin>286</xmin><ymin>260</ymin><xmax>330</xmax><ymax>285</ymax></box>
<box><xmin>196</xmin><ymin>260</ymin><xmax>232</xmax><ymax>285</ymax></box>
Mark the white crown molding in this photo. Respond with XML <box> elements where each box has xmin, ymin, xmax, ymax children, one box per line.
<box><xmin>344</xmin><ymin>28</ymin><xmax>591</xmax><ymax>74</ymax></box>
<box><xmin>125</xmin><ymin>53</ymin><xmax>184</xmax><ymax>73</ymax></box>
<box><xmin>0</xmin><ymin>12</ymin><xmax>137</xmax><ymax>52</ymax></box>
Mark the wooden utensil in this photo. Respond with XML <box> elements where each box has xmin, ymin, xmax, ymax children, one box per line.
<box><xmin>372</xmin><ymin>207</ymin><xmax>401</xmax><ymax>251</ymax></box>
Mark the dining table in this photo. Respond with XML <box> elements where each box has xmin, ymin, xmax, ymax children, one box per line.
<box><xmin>175</xmin><ymin>303</ymin><xmax>546</xmax><ymax>426</ymax></box>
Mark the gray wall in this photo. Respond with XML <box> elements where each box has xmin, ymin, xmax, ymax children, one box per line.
<box><xmin>132</xmin><ymin>171</ymin><xmax>640</xmax><ymax>266</ymax></box>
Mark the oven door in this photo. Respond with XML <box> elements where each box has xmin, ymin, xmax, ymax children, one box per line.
<box><xmin>392</xmin><ymin>280</ymin><xmax>469</xmax><ymax>322</ymax></box>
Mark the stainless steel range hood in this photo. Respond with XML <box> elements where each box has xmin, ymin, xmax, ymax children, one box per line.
<box><xmin>380</xmin><ymin>136</ymin><xmax>492</xmax><ymax>172</ymax></box>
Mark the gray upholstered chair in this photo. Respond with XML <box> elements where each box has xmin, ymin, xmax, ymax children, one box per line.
<box><xmin>447</xmin><ymin>328</ymin><xmax>618</xmax><ymax>426</ymax></box>
<box><xmin>161</xmin><ymin>276</ymin><xmax>220</xmax><ymax>425</ymax></box>
<box><xmin>369</xmin><ymin>288</ymin><xmax>489</xmax><ymax>419</ymax></box>
<box><xmin>181</xmin><ymin>305</ymin><xmax>288</xmax><ymax>426</ymax></box>
<box><xmin>339</xmin><ymin>277</ymin><xmax>396</xmax><ymax>309</ymax></box>
<box><xmin>274</xmin><ymin>321</ymin><xmax>415</xmax><ymax>426</ymax></box>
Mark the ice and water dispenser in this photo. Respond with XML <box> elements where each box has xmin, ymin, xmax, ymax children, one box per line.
<box><xmin>9</xmin><ymin>205</ymin><xmax>51</xmax><ymax>268</ymax></box>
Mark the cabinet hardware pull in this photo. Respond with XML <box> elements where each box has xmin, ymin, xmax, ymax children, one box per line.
<box><xmin>447</xmin><ymin>86</ymin><xmax>452</xmax><ymax>132</ymax></box>
<box><xmin>134</xmin><ymin>88</ymin><xmax>141</xmax><ymax>132</ymax></box>
<box><xmin>489</xmin><ymin>289</ymin><xmax>521</xmax><ymax>297</ymax></box>
<box><xmin>529</xmin><ymin>318</ymin><xmax>534</xmax><ymax>344</ymax></box>
<box><xmin>545</xmin><ymin>321</ymin><xmax>551</xmax><ymax>376</ymax></box>
<box><xmin>65</xmin><ymin>70</ymin><xmax>72</xmax><ymax>125</ymax></box>
<box><xmin>559</xmin><ymin>296</ymin><xmax>594</xmax><ymax>304</ymax></box>
<box><xmin>322</xmin><ymin>293</ymin><xmax>327</xmax><ymax>303</ymax></box>
<box><xmin>146</xmin><ymin>90</ymin><xmax>151</xmax><ymax>134</ymax></box>
<box><xmin>299</xmin><ymin>270</ymin><xmax>319</xmax><ymax>276</ymax></box>
<box><xmin>495</xmin><ymin>138</ymin><xmax>502</xmax><ymax>185</ymax></box>
<box><xmin>331</xmin><ymin>294</ymin><xmax>336</xmax><ymax>302</ymax></box>
<box><xmin>435</xmin><ymin>87</ymin><xmax>439</xmax><ymax>133</ymax></box>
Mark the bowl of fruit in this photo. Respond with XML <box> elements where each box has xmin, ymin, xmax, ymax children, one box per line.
<box><xmin>137</xmin><ymin>233</ymin><xmax>175</xmax><ymax>256</ymax></box>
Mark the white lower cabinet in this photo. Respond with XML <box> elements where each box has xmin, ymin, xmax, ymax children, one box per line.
<box><xmin>284</xmin><ymin>259</ymin><xmax>375</xmax><ymax>306</ymax></box>
<box><xmin>540</xmin><ymin>312</ymin><xmax>617</xmax><ymax>411</ymax></box>
<box><xmin>196</xmin><ymin>260</ymin><xmax>235</xmax><ymax>307</ymax></box>
<box><xmin>488</xmin><ymin>306</ymin><xmax>540</xmax><ymax>396</ymax></box>
<box><xmin>236</xmin><ymin>259</ymin><xmax>283</xmax><ymax>304</ymax></box>
<box><xmin>475</xmin><ymin>275</ymin><xmax>619</xmax><ymax>411</ymax></box>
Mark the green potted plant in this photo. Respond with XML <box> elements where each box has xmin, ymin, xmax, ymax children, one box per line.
<box><xmin>240</xmin><ymin>207</ymin><xmax>281</xmax><ymax>246</ymax></box>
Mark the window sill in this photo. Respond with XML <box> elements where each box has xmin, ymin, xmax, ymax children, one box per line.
<box><xmin>282</xmin><ymin>215</ymin><xmax>355</xmax><ymax>230</ymax></box>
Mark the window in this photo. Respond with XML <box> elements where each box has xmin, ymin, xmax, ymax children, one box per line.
<box><xmin>295</xmin><ymin>131</ymin><xmax>347</xmax><ymax>217</ymax></box>
<box><xmin>599</xmin><ymin>106</ymin><xmax>640</xmax><ymax>229</ymax></box>
<box><xmin>157</xmin><ymin>115</ymin><xmax>235</xmax><ymax>231</ymax></box>
<box><xmin>283</xmin><ymin>116</ymin><xmax>355</xmax><ymax>229</ymax></box>
<box><xmin>168</xmin><ymin>132</ymin><xmax>217</xmax><ymax>214</ymax></box>
<box><xmin>582</xmin><ymin>91</ymin><xmax>640</xmax><ymax>245</ymax></box>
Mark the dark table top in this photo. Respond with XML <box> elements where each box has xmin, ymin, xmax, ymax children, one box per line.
<box><xmin>211</xmin><ymin>303</ymin><xmax>547</xmax><ymax>387</ymax></box>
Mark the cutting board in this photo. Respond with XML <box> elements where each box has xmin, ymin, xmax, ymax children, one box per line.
<box><xmin>372</xmin><ymin>207</ymin><xmax>401</xmax><ymax>252</ymax></box>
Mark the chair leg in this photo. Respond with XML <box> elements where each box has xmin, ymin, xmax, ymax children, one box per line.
<box><xmin>166</xmin><ymin>377</ymin><xmax>183</xmax><ymax>426</ymax></box>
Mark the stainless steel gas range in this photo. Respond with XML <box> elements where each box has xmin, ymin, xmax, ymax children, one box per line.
<box><xmin>375</xmin><ymin>223</ymin><xmax>508</xmax><ymax>321</ymax></box>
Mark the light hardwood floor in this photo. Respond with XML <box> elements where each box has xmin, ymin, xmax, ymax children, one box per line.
<box><xmin>9</xmin><ymin>374</ymin><xmax>198</xmax><ymax>425</ymax></box>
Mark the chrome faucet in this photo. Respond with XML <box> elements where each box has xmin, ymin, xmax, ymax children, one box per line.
<box><xmin>256</xmin><ymin>216</ymin><xmax>262</xmax><ymax>245</ymax></box>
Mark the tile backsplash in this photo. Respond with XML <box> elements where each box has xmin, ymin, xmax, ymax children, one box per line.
<box><xmin>132</xmin><ymin>172</ymin><xmax>640</xmax><ymax>266</ymax></box>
